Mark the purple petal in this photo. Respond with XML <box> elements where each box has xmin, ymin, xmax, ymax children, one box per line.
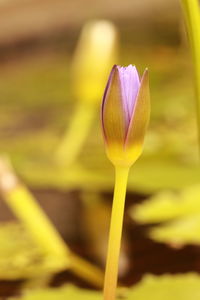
<box><xmin>125</xmin><ymin>68</ymin><xmax>150</xmax><ymax>151</ymax></box>
<box><xmin>117</xmin><ymin>65</ymin><xmax>140</xmax><ymax>123</ymax></box>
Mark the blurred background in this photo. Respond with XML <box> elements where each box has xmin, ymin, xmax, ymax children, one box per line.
<box><xmin>0</xmin><ymin>0</ymin><xmax>200</xmax><ymax>298</ymax></box>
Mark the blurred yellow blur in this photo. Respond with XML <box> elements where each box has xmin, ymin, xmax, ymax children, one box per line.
<box><xmin>71</xmin><ymin>20</ymin><xmax>118</xmax><ymax>104</ymax></box>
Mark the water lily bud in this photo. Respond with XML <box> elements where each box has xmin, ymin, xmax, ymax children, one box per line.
<box><xmin>71</xmin><ymin>20</ymin><xmax>118</xmax><ymax>104</ymax></box>
<box><xmin>102</xmin><ymin>65</ymin><xmax>150</xmax><ymax>167</ymax></box>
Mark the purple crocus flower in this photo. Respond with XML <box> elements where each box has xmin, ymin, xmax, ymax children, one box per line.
<box><xmin>102</xmin><ymin>64</ymin><xmax>150</xmax><ymax>166</ymax></box>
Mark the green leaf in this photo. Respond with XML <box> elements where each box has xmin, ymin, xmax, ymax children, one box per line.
<box><xmin>149</xmin><ymin>215</ymin><xmax>200</xmax><ymax>246</ymax></box>
<box><xmin>131</xmin><ymin>185</ymin><xmax>200</xmax><ymax>224</ymax></box>
<box><xmin>130</xmin><ymin>185</ymin><xmax>200</xmax><ymax>246</ymax></box>
<box><xmin>14</xmin><ymin>285</ymin><xmax>102</xmax><ymax>300</ymax></box>
<box><xmin>15</xmin><ymin>274</ymin><xmax>200</xmax><ymax>300</ymax></box>
<box><xmin>128</xmin><ymin>274</ymin><xmax>200</xmax><ymax>300</ymax></box>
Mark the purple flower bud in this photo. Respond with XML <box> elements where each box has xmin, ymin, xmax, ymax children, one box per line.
<box><xmin>102</xmin><ymin>64</ymin><xmax>150</xmax><ymax>166</ymax></box>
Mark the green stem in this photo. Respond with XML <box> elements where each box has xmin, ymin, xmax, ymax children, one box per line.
<box><xmin>5</xmin><ymin>186</ymin><xmax>68</xmax><ymax>260</ymax></box>
<box><xmin>103</xmin><ymin>166</ymin><xmax>129</xmax><ymax>300</ymax></box>
<box><xmin>70</xmin><ymin>253</ymin><xmax>104</xmax><ymax>288</ymax></box>
<box><xmin>55</xmin><ymin>102</ymin><xmax>96</xmax><ymax>166</ymax></box>
<box><xmin>181</xmin><ymin>0</ymin><xmax>200</xmax><ymax>148</ymax></box>
<box><xmin>3</xmin><ymin>184</ymin><xmax>104</xmax><ymax>287</ymax></box>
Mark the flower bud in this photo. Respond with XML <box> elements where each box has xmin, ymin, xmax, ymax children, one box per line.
<box><xmin>102</xmin><ymin>65</ymin><xmax>150</xmax><ymax>167</ymax></box>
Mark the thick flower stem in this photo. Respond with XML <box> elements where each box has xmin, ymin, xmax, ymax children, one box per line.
<box><xmin>103</xmin><ymin>166</ymin><xmax>129</xmax><ymax>300</ymax></box>
<box><xmin>181</xmin><ymin>0</ymin><xmax>200</xmax><ymax>150</ymax></box>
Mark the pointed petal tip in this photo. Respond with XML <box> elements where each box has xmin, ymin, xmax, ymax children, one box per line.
<box><xmin>141</xmin><ymin>68</ymin><xmax>149</xmax><ymax>83</ymax></box>
<box><xmin>143</xmin><ymin>68</ymin><xmax>149</xmax><ymax>75</ymax></box>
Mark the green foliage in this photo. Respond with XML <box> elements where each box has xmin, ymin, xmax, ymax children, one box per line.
<box><xmin>149</xmin><ymin>215</ymin><xmax>200</xmax><ymax>245</ymax></box>
<box><xmin>0</xmin><ymin>49</ymin><xmax>199</xmax><ymax>193</ymax></box>
<box><xmin>131</xmin><ymin>185</ymin><xmax>200</xmax><ymax>224</ymax></box>
<box><xmin>14</xmin><ymin>285</ymin><xmax>102</xmax><ymax>300</ymax></box>
<box><xmin>0</xmin><ymin>54</ymin><xmax>70</xmax><ymax>110</ymax></box>
<box><xmin>0</xmin><ymin>222</ymin><xmax>66</xmax><ymax>280</ymax></box>
<box><xmin>128</xmin><ymin>273</ymin><xmax>200</xmax><ymax>300</ymax></box>
<box><xmin>130</xmin><ymin>185</ymin><xmax>200</xmax><ymax>246</ymax></box>
<box><xmin>15</xmin><ymin>274</ymin><xmax>200</xmax><ymax>300</ymax></box>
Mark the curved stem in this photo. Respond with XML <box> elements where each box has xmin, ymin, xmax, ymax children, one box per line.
<box><xmin>181</xmin><ymin>0</ymin><xmax>200</xmax><ymax>149</ymax></box>
<box><xmin>103</xmin><ymin>166</ymin><xmax>129</xmax><ymax>300</ymax></box>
